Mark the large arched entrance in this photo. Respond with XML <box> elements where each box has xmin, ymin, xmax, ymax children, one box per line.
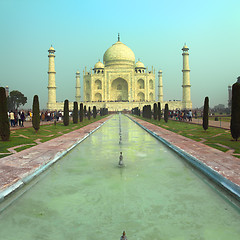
<box><xmin>111</xmin><ymin>78</ymin><xmax>128</xmax><ymax>101</ymax></box>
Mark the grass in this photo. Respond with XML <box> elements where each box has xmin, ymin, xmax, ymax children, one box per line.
<box><xmin>0</xmin><ymin>116</ymin><xmax>108</xmax><ymax>158</ymax></box>
<box><xmin>209</xmin><ymin>116</ymin><xmax>230</xmax><ymax>122</ymax></box>
<box><xmin>132</xmin><ymin>115</ymin><xmax>240</xmax><ymax>157</ymax></box>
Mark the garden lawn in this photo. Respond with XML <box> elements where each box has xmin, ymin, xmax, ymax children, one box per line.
<box><xmin>209</xmin><ymin>116</ymin><xmax>230</xmax><ymax>122</ymax></box>
<box><xmin>133</xmin><ymin>115</ymin><xmax>240</xmax><ymax>158</ymax></box>
<box><xmin>0</xmin><ymin>116</ymin><xmax>107</xmax><ymax>158</ymax></box>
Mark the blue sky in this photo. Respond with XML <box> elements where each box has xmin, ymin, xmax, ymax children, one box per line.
<box><xmin>0</xmin><ymin>0</ymin><xmax>240</xmax><ymax>109</ymax></box>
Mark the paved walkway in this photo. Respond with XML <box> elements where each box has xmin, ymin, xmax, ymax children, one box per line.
<box><xmin>171</xmin><ymin>117</ymin><xmax>230</xmax><ymax>130</ymax></box>
<box><xmin>10</xmin><ymin>120</ymin><xmax>61</xmax><ymax>131</ymax></box>
<box><xmin>130</xmin><ymin>116</ymin><xmax>240</xmax><ymax>188</ymax></box>
<box><xmin>0</xmin><ymin>117</ymin><xmax>110</xmax><ymax>199</ymax></box>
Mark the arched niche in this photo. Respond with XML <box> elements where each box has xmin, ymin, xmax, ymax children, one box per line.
<box><xmin>137</xmin><ymin>92</ymin><xmax>145</xmax><ymax>101</ymax></box>
<box><xmin>149</xmin><ymin>92</ymin><xmax>154</xmax><ymax>101</ymax></box>
<box><xmin>111</xmin><ymin>78</ymin><xmax>128</xmax><ymax>101</ymax></box>
<box><xmin>149</xmin><ymin>79</ymin><xmax>153</xmax><ymax>90</ymax></box>
<box><xmin>95</xmin><ymin>79</ymin><xmax>102</xmax><ymax>90</ymax></box>
<box><xmin>137</xmin><ymin>79</ymin><xmax>144</xmax><ymax>89</ymax></box>
<box><xmin>95</xmin><ymin>93</ymin><xmax>102</xmax><ymax>101</ymax></box>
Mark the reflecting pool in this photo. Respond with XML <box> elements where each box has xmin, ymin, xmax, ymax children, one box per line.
<box><xmin>0</xmin><ymin>114</ymin><xmax>239</xmax><ymax>240</ymax></box>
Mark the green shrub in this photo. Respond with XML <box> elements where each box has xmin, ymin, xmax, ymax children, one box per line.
<box><xmin>88</xmin><ymin>107</ymin><xmax>91</xmax><ymax>120</ymax></box>
<box><xmin>153</xmin><ymin>103</ymin><xmax>157</xmax><ymax>120</ymax></box>
<box><xmin>73</xmin><ymin>101</ymin><xmax>78</xmax><ymax>124</ymax></box>
<box><xmin>0</xmin><ymin>87</ymin><xmax>10</xmax><ymax>141</ymax></box>
<box><xmin>157</xmin><ymin>102</ymin><xmax>161</xmax><ymax>121</ymax></box>
<box><xmin>32</xmin><ymin>95</ymin><xmax>40</xmax><ymax>133</ymax></box>
<box><xmin>84</xmin><ymin>105</ymin><xmax>87</xmax><ymax>117</ymax></box>
<box><xmin>230</xmin><ymin>82</ymin><xmax>240</xmax><ymax>141</ymax></box>
<box><xmin>64</xmin><ymin>99</ymin><xmax>69</xmax><ymax>126</ymax></box>
<box><xmin>93</xmin><ymin>106</ymin><xmax>97</xmax><ymax>118</ymax></box>
<box><xmin>203</xmin><ymin>97</ymin><xmax>209</xmax><ymax>131</ymax></box>
<box><xmin>164</xmin><ymin>103</ymin><xmax>169</xmax><ymax>123</ymax></box>
<box><xmin>79</xmin><ymin>103</ymin><xmax>83</xmax><ymax>122</ymax></box>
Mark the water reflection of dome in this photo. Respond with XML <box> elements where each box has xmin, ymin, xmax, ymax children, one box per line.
<box><xmin>103</xmin><ymin>41</ymin><xmax>135</xmax><ymax>67</ymax></box>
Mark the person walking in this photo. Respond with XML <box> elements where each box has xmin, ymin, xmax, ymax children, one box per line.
<box><xmin>10</xmin><ymin>111</ymin><xmax>15</xmax><ymax>127</ymax></box>
<box><xmin>20</xmin><ymin>111</ymin><xmax>25</xmax><ymax>127</ymax></box>
<box><xmin>18</xmin><ymin>112</ymin><xmax>21</xmax><ymax>126</ymax></box>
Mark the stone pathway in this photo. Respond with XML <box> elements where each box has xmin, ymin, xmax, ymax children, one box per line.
<box><xmin>0</xmin><ymin>116</ymin><xmax>110</xmax><ymax>197</ymax></box>
<box><xmin>172</xmin><ymin>118</ymin><xmax>230</xmax><ymax>130</ymax></box>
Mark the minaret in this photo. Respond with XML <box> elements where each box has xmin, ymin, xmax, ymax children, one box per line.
<box><xmin>182</xmin><ymin>44</ymin><xmax>192</xmax><ymax>109</ymax></box>
<box><xmin>158</xmin><ymin>70</ymin><xmax>163</xmax><ymax>102</ymax></box>
<box><xmin>75</xmin><ymin>70</ymin><xmax>81</xmax><ymax>102</ymax></box>
<box><xmin>47</xmin><ymin>46</ymin><xmax>56</xmax><ymax>110</ymax></box>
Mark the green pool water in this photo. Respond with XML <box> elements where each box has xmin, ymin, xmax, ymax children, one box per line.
<box><xmin>0</xmin><ymin>114</ymin><xmax>239</xmax><ymax>240</ymax></box>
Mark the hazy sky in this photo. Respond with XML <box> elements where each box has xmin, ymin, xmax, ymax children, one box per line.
<box><xmin>0</xmin><ymin>0</ymin><xmax>239</xmax><ymax>109</ymax></box>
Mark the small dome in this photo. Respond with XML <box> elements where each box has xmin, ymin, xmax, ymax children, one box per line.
<box><xmin>103</xmin><ymin>41</ymin><xmax>135</xmax><ymax>67</ymax></box>
<box><xmin>49</xmin><ymin>46</ymin><xmax>55</xmax><ymax>51</ymax></box>
<box><xmin>182</xmin><ymin>44</ymin><xmax>189</xmax><ymax>51</ymax></box>
<box><xmin>135</xmin><ymin>60</ymin><xmax>145</xmax><ymax>69</ymax></box>
<box><xmin>158</xmin><ymin>70</ymin><xmax>162</xmax><ymax>73</ymax></box>
<box><xmin>76</xmin><ymin>70</ymin><xmax>80</xmax><ymax>74</ymax></box>
<box><xmin>94</xmin><ymin>61</ymin><xmax>104</xmax><ymax>69</ymax></box>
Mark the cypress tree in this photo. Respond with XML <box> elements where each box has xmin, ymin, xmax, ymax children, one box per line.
<box><xmin>164</xmin><ymin>103</ymin><xmax>169</xmax><ymax>123</ymax></box>
<box><xmin>73</xmin><ymin>101</ymin><xmax>78</xmax><ymax>124</ymax></box>
<box><xmin>149</xmin><ymin>105</ymin><xmax>152</xmax><ymax>119</ymax></box>
<box><xmin>153</xmin><ymin>103</ymin><xmax>157</xmax><ymax>120</ymax></box>
<box><xmin>93</xmin><ymin>106</ymin><xmax>97</xmax><ymax>118</ymax></box>
<box><xmin>157</xmin><ymin>102</ymin><xmax>161</xmax><ymax>121</ymax></box>
<box><xmin>64</xmin><ymin>99</ymin><xmax>69</xmax><ymax>126</ymax></box>
<box><xmin>32</xmin><ymin>95</ymin><xmax>40</xmax><ymax>133</ymax></box>
<box><xmin>79</xmin><ymin>103</ymin><xmax>84</xmax><ymax>122</ymax></box>
<box><xmin>202</xmin><ymin>97</ymin><xmax>209</xmax><ymax>131</ymax></box>
<box><xmin>230</xmin><ymin>82</ymin><xmax>240</xmax><ymax>141</ymax></box>
<box><xmin>84</xmin><ymin>105</ymin><xmax>87</xmax><ymax>117</ymax></box>
<box><xmin>88</xmin><ymin>106</ymin><xmax>91</xmax><ymax>120</ymax></box>
<box><xmin>0</xmin><ymin>87</ymin><xmax>10</xmax><ymax>141</ymax></box>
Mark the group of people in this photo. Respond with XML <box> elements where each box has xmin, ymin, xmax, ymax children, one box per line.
<box><xmin>9</xmin><ymin>110</ymin><xmax>25</xmax><ymax>127</ymax></box>
<box><xmin>168</xmin><ymin>110</ymin><xmax>193</xmax><ymax>122</ymax></box>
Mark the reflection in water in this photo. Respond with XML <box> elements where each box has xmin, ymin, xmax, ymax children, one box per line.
<box><xmin>0</xmin><ymin>114</ymin><xmax>239</xmax><ymax>240</ymax></box>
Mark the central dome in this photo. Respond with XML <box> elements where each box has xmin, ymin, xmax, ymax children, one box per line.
<box><xmin>103</xmin><ymin>41</ymin><xmax>135</xmax><ymax>67</ymax></box>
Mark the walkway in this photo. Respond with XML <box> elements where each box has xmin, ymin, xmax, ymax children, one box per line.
<box><xmin>0</xmin><ymin>117</ymin><xmax>110</xmax><ymax>200</ymax></box>
<box><xmin>171</xmin><ymin>117</ymin><xmax>230</xmax><ymax>130</ymax></box>
<box><xmin>10</xmin><ymin>120</ymin><xmax>61</xmax><ymax>131</ymax></box>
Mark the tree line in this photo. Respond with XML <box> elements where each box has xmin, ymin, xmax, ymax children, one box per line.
<box><xmin>132</xmin><ymin>78</ymin><xmax>240</xmax><ymax>141</ymax></box>
<box><xmin>0</xmin><ymin>91</ymin><xmax>108</xmax><ymax>141</ymax></box>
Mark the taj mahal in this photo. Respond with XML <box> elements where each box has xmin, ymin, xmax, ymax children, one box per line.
<box><xmin>47</xmin><ymin>35</ymin><xmax>192</xmax><ymax>111</ymax></box>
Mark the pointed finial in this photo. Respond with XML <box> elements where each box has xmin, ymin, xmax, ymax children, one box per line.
<box><xmin>51</xmin><ymin>44</ymin><xmax>53</xmax><ymax>47</ymax></box>
<box><xmin>118</xmin><ymin>33</ymin><xmax>120</xmax><ymax>42</ymax></box>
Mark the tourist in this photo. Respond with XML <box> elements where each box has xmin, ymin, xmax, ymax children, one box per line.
<box><xmin>20</xmin><ymin>111</ymin><xmax>25</xmax><ymax>127</ymax></box>
<box><xmin>17</xmin><ymin>111</ymin><xmax>21</xmax><ymax>126</ymax></box>
<box><xmin>10</xmin><ymin>111</ymin><xmax>15</xmax><ymax>127</ymax></box>
<box><xmin>188</xmin><ymin>110</ymin><xmax>193</xmax><ymax>121</ymax></box>
<box><xmin>120</xmin><ymin>231</ymin><xmax>127</xmax><ymax>240</ymax></box>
